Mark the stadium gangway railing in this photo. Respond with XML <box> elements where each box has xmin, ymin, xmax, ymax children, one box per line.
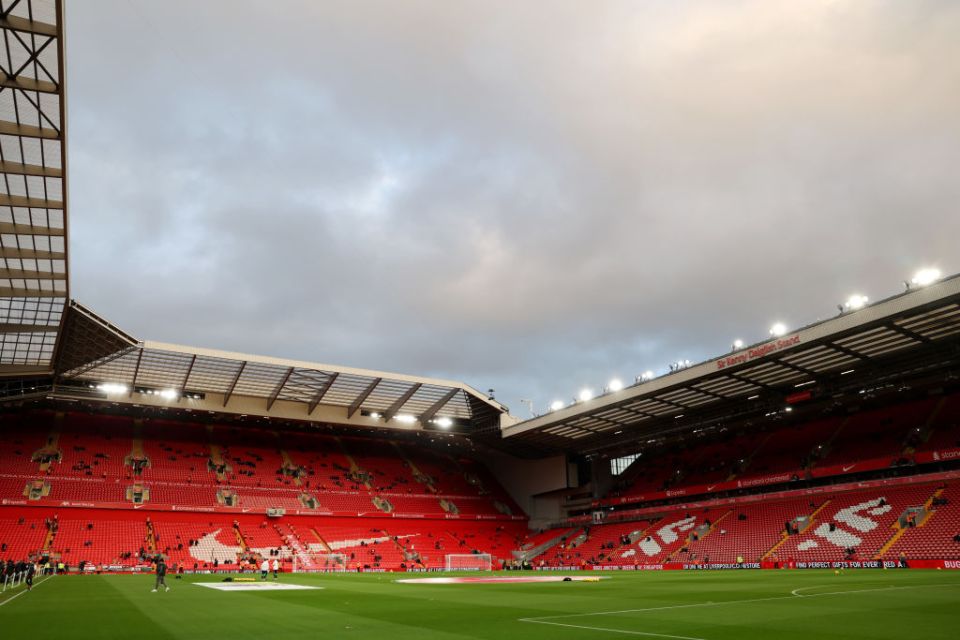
<box><xmin>1</xmin><ymin>570</ymin><xmax>24</xmax><ymax>592</ymax></box>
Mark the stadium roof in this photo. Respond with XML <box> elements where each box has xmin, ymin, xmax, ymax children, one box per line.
<box><xmin>0</xmin><ymin>0</ymin><xmax>67</xmax><ymax>376</ymax></box>
<box><xmin>0</xmin><ymin>300</ymin><xmax>508</xmax><ymax>433</ymax></box>
<box><xmin>502</xmin><ymin>273</ymin><xmax>960</xmax><ymax>456</ymax></box>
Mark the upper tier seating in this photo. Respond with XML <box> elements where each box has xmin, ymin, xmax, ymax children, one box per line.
<box><xmin>0</xmin><ymin>412</ymin><xmax>522</xmax><ymax>519</ymax></box>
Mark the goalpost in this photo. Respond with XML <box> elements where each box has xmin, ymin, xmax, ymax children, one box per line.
<box><xmin>291</xmin><ymin>553</ymin><xmax>348</xmax><ymax>573</ymax></box>
<box><xmin>445</xmin><ymin>553</ymin><xmax>493</xmax><ymax>571</ymax></box>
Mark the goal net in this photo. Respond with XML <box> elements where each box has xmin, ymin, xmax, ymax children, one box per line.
<box><xmin>292</xmin><ymin>553</ymin><xmax>348</xmax><ymax>573</ymax></box>
<box><xmin>445</xmin><ymin>553</ymin><xmax>493</xmax><ymax>571</ymax></box>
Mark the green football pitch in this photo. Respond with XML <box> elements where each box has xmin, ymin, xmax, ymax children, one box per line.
<box><xmin>2</xmin><ymin>569</ymin><xmax>958</xmax><ymax>639</ymax></box>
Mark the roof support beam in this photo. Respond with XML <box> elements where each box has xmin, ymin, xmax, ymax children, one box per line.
<box><xmin>307</xmin><ymin>372</ymin><xmax>338</xmax><ymax>415</ymax></box>
<box><xmin>0</xmin><ymin>323</ymin><xmax>57</xmax><ymax>333</ymax></box>
<box><xmin>222</xmin><ymin>361</ymin><xmax>247</xmax><ymax>407</ymax></box>
<box><xmin>0</xmin><ymin>248</ymin><xmax>66</xmax><ymax>260</ymax></box>
<box><xmin>0</xmin><ymin>14</ymin><xmax>58</xmax><ymax>38</ymax></box>
<box><xmin>0</xmin><ymin>120</ymin><xmax>59</xmax><ymax>139</ymax></box>
<box><xmin>687</xmin><ymin>386</ymin><xmax>728</xmax><ymax>401</ymax></box>
<box><xmin>266</xmin><ymin>367</ymin><xmax>294</xmax><ymax>411</ymax></box>
<box><xmin>60</xmin><ymin>345</ymin><xmax>137</xmax><ymax>380</ymax></box>
<box><xmin>128</xmin><ymin>348</ymin><xmax>144</xmax><ymax>397</ymax></box>
<box><xmin>383</xmin><ymin>383</ymin><xmax>422</xmax><ymax>422</ymax></box>
<box><xmin>887</xmin><ymin>323</ymin><xmax>931</xmax><ymax>345</ymax></box>
<box><xmin>825</xmin><ymin>341</ymin><xmax>867</xmax><ymax>361</ymax></box>
<box><xmin>0</xmin><ymin>160</ymin><xmax>62</xmax><ymax>177</ymax></box>
<box><xmin>347</xmin><ymin>377</ymin><xmax>381</xmax><ymax>418</ymax></box>
<box><xmin>771</xmin><ymin>358</ymin><xmax>820</xmax><ymax>379</ymax></box>
<box><xmin>0</xmin><ymin>75</ymin><xmax>57</xmax><ymax>94</ymax></box>
<box><xmin>0</xmin><ymin>286</ymin><xmax>64</xmax><ymax>297</ymax></box>
<box><xmin>175</xmin><ymin>354</ymin><xmax>197</xmax><ymax>403</ymax></box>
<box><xmin>419</xmin><ymin>388</ymin><xmax>460</xmax><ymax>424</ymax></box>
<box><xmin>0</xmin><ymin>222</ymin><xmax>65</xmax><ymax>236</ymax></box>
<box><xmin>587</xmin><ymin>415</ymin><xmax>630</xmax><ymax>431</ymax></box>
<box><xmin>0</xmin><ymin>268</ymin><xmax>66</xmax><ymax>280</ymax></box>
<box><xmin>0</xmin><ymin>193</ymin><xmax>63</xmax><ymax>209</ymax></box>
<box><xmin>650</xmin><ymin>397</ymin><xmax>688</xmax><ymax>412</ymax></box>
<box><xmin>725</xmin><ymin>372</ymin><xmax>775</xmax><ymax>392</ymax></box>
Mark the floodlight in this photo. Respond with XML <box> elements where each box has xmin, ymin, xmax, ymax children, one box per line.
<box><xmin>911</xmin><ymin>268</ymin><xmax>941</xmax><ymax>287</ymax></box>
<box><xmin>97</xmin><ymin>383</ymin><xmax>128</xmax><ymax>394</ymax></box>
<box><xmin>549</xmin><ymin>400</ymin><xmax>565</xmax><ymax>412</ymax></box>
<box><xmin>844</xmin><ymin>294</ymin><xmax>868</xmax><ymax>310</ymax></box>
<box><xmin>394</xmin><ymin>414</ymin><xmax>417</xmax><ymax>424</ymax></box>
<box><xmin>732</xmin><ymin>339</ymin><xmax>744</xmax><ymax>350</ymax></box>
<box><xmin>608</xmin><ymin>378</ymin><xmax>624</xmax><ymax>392</ymax></box>
<box><xmin>769</xmin><ymin>322</ymin><xmax>787</xmax><ymax>337</ymax></box>
<box><xmin>159</xmin><ymin>389</ymin><xmax>178</xmax><ymax>400</ymax></box>
<box><xmin>578</xmin><ymin>388</ymin><xmax>594</xmax><ymax>402</ymax></box>
<box><xmin>369</xmin><ymin>412</ymin><xmax>382</xmax><ymax>419</ymax></box>
<box><xmin>434</xmin><ymin>417</ymin><xmax>453</xmax><ymax>428</ymax></box>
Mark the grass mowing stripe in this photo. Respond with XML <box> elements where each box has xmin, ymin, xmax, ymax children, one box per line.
<box><xmin>3</xmin><ymin>570</ymin><xmax>959</xmax><ymax>639</ymax></box>
<box><xmin>519</xmin><ymin>581</ymin><xmax>960</xmax><ymax>621</ymax></box>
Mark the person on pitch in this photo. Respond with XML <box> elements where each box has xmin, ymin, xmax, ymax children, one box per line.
<box><xmin>152</xmin><ymin>556</ymin><xmax>169</xmax><ymax>592</ymax></box>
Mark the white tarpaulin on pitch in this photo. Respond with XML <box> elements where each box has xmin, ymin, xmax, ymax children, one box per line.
<box><xmin>194</xmin><ymin>582</ymin><xmax>323</xmax><ymax>591</ymax></box>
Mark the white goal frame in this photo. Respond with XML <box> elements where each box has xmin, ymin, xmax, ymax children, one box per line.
<box><xmin>292</xmin><ymin>553</ymin><xmax>348</xmax><ymax>573</ymax></box>
<box><xmin>445</xmin><ymin>553</ymin><xmax>493</xmax><ymax>571</ymax></box>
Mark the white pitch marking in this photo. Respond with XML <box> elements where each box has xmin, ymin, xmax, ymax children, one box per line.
<box><xmin>518</xmin><ymin>618</ymin><xmax>706</xmax><ymax>640</ymax></box>
<box><xmin>0</xmin><ymin>575</ymin><xmax>53</xmax><ymax>608</ymax></box>
<box><xmin>519</xmin><ymin>582</ymin><xmax>960</xmax><ymax>638</ymax></box>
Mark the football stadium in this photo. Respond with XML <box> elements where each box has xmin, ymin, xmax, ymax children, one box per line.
<box><xmin>1</xmin><ymin>1</ymin><xmax>960</xmax><ymax>638</ymax></box>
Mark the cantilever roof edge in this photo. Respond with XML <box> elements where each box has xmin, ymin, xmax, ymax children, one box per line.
<box><xmin>504</xmin><ymin>272</ymin><xmax>960</xmax><ymax>439</ymax></box>
<box><xmin>137</xmin><ymin>340</ymin><xmax>508</xmax><ymax>413</ymax></box>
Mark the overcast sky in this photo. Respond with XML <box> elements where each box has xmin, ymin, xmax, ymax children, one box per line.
<box><xmin>65</xmin><ymin>0</ymin><xmax>959</xmax><ymax>417</ymax></box>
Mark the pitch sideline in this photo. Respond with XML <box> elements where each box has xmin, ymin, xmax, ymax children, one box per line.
<box><xmin>0</xmin><ymin>574</ymin><xmax>54</xmax><ymax>608</ymax></box>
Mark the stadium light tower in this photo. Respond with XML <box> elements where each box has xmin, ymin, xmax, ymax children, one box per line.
<box><xmin>769</xmin><ymin>322</ymin><xmax>788</xmax><ymax>337</ymax></box>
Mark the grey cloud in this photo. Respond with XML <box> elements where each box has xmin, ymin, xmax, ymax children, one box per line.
<box><xmin>66</xmin><ymin>0</ymin><xmax>960</xmax><ymax>415</ymax></box>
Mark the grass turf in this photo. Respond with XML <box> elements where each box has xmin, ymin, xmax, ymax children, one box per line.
<box><xmin>1</xmin><ymin>569</ymin><xmax>959</xmax><ymax>639</ymax></box>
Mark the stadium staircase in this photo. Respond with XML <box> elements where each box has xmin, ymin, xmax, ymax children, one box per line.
<box><xmin>874</xmin><ymin>487</ymin><xmax>943</xmax><ymax>559</ymax></box>
<box><xmin>514</xmin><ymin>527</ymin><xmax>580</xmax><ymax>563</ymax></box>
<box><xmin>274</xmin><ymin>522</ymin><xmax>313</xmax><ymax>570</ymax></box>
<box><xmin>884</xmin><ymin>484</ymin><xmax>960</xmax><ymax>559</ymax></box>
<box><xmin>762</xmin><ymin>499</ymin><xmax>831</xmax><ymax>561</ymax></box>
